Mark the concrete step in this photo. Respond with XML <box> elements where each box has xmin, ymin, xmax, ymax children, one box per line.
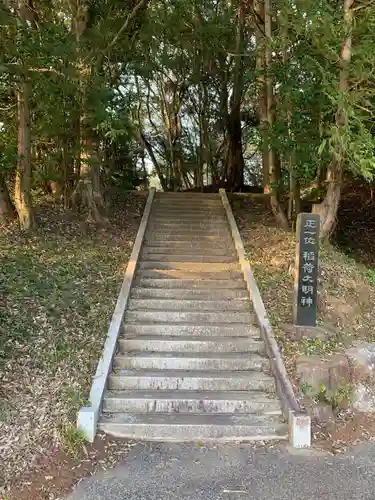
<box><xmin>124</xmin><ymin>310</ymin><xmax>255</xmax><ymax>324</ymax></box>
<box><xmin>102</xmin><ymin>390</ymin><xmax>282</xmax><ymax>414</ymax></box>
<box><xmin>99</xmin><ymin>413</ymin><xmax>287</xmax><ymax>441</ymax></box>
<box><xmin>145</xmin><ymin>234</ymin><xmax>233</xmax><ymax>242</ymax></box>
<box><xmin>145</xmin><ymin>228</ymin><xmax>231</xmax><ymax>236</ymax></box>
<box><xmin>150</xmin><ymin>213</ymin><xmax>226</xmax><ymax>220</ymax></box>
<box><xmin>133</xmin><ymin>278</ymin><xmax>246</xmax><ymax>289</ymax></box>
<box><xmin>150</xmin><ymin>212</ymin><xmax>226</xmax><ymax>219</ymax></box>
<box><xmin>138</xmin><ymin>262</ymin><xmax>240</xmax><ymax>272</ymax></box>
<box><xmin>108</xmin><ymin>370</ymin><xmax>276</xmax><ymax>392</ymax></box>
<box><xmin>135</xmin><ymin>270</ymin><xmax>244</xmax><ymax>280</ymax></box>
<box><xmin>153</xmin><ymin>197</ymin><xmax>223</xmax><ymax>204</ymax></box>
<box><xmin>130</xmin><ymin>288</ymin><xmax>248</xmax><ymax>300</ymax></box>
<box><xmin>140</xmin><ymin>254</ymin><xmax>237</xmax><ymax>263</ymax></box>
<box><xmin>149</xmin><ymin>213</ymin><xmax>227</xmax><ymax>220</ymax></box>
<box><xmin>128</xmin><ymin>299</ymin><xmax>249</xmax><ymax>312</ymax></box>
<box><xmin>118</xmin><ymin>336</ymin><xmax>263</xmax><ymax>353</ymax></box>
<box><xmin>142</xmin><ymin>241</ymin><xmax>235</xmax><ymax>251</ymax></box>
<box><xmin>122</xmin><ymin>323</ymin><xmax>260</xmax><ymax>338</ymax></box>
<box><xmin>148</xmin><ymin>222</ymin><xmax>229</xmax><ymax>230</ymax></box>
<box><xmin>155</xmin><ymin>192</ymin><xmax>219</xmax><ymax>197</ymax></box>
<box><xmin>154</xmin><ymin>191</ymin><xmax>221</xmax><ymax>203</ymax></box>
<box><xmin>141</xmin><ymin>246</ymin><xmax>236</xmax><ymax>256</ymax></box>
<box><xmin>151</xmin><ymin>203</ymin><xmax>223</xmax><ymax>211</ymax></box>
<box><xmin>151</xmin><ymin>207</ymin><xmax>223</xmax><ymax>215</ymax></box>
<box><xmin>113</xmin><ymin>352</ymin><xmax>266</xmax><ymax>371</ymax></box>
<box><xmin>153</xmin><ymin>197</ymin><xmax>221</xmax><ymax>204</ymax></box>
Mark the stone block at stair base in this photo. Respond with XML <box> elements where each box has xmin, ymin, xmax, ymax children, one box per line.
<box><xmin>296</xmin><ymin>354</ymin><xmax>350</xmax><ymax>396</ymax></box>
<box><xmin>307</xmin><ymin>403</ymin><xmax>335</xmax><ymax>426</ymax></box>
<box><xmin>281</xmin><ymin>323</ymin><xmax>337</xmax><ymax>342</ymax></box>
<box><xmin>351</xmin><ymin>384</ymin><xmax>375</xmax><ymax>412</ymax></box>
<box><xmin>346</xmin><ymin>343</ymin><xmax>375</xmax><ymax>412</ymax></box>
<box><xmin>296</xmin><ymin>356</ymin><xmax>329</xmax><ymax>394</ymax></box>
<box><xmin>289</xmin><ymin>412</ymin><xmax>311</xmax><ymax>448</ymax></box>
<box><xmin>346</xmin><ymin>342</ymin><xmax>375</xmax><ymax>381</ymax></box>
<box><xmin>329</xmin><ymin>355</ymin><xmax>350</xmax><ymax>392</ymax></box>
<box><xmin>77</xmin><ymin>407</ymin><xmax>97</xmax><ymax>443</ymax></box>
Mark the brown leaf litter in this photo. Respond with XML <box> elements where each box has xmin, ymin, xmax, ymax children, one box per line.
<box><xmin>0</xmin><ymin>191</ymin><xmax>146</xmax><ymax>497</ymax></box>
<box><xmin>230</xmin><ymin>193</ymin><xmax>375</xmax><ymax>451</ymax></box>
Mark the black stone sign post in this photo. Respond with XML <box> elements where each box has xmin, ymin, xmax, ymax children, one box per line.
<box><xmin>293</xmin><ymin>213</ymin><xmax>320</xmax><ymax>327</ymax></box>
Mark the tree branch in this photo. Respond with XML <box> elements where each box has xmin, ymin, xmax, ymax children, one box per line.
<box><xmin>104</xmin><ymin>0</ymin><xmax>150</xmax><ymax>55</ymax></box>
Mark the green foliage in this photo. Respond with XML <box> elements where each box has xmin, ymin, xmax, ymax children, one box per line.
<box><xmin>1</xmin><ymin>0</ymin><xmax>375</xmax><ymax>209</ymax></box>
<box><xmin>0</xmin><ymin>398</ymin><xmax>13</xmax><ymax>423</ymax></box>
<box><xmin>58</xmin><ymin>421</ymin><xmax>86</xmax><ymax>455</ymax></box>
<box><xmin>367</xmin><ymin>268</ymin><xmax>375</xmax><ymax>286</ymax></box>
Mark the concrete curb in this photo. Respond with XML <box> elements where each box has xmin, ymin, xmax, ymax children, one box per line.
<box><xmin>219</xmin><ymin>189</ymin><xmax>311</xmax><ymax>448</ymax></box>
<box><xmin>77</xmin><ymin>188</ymin><xmax>156</xmax><ymax>442</ymax></box>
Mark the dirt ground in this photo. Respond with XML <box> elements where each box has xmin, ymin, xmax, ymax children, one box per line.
<box><xmin>0</xmin><ymin>191</ymin><xmax>146</xmax><ymax>498</ymax></box>
<box><xmin>230</xmin><ymin>190</ymin><xmax>375</xmax><ymax>453</ymax></box>
<box><xmin>3</xmin><ymin>185</ymin><xmax>375</xmax><ymax>497</ymax></box>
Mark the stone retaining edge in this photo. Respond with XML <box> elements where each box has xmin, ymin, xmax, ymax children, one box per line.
<box><xmin>77</xmin><ymin>188</ymin><xmax>156</xmax><ymax>442</ymax></box>
<box><xmin>219</xmin><ymin>189</ymin><xmax>311</xmax><ymax>448</ymax></box>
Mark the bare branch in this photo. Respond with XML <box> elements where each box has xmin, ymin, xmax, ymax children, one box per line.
<box><xmin>353</xmin><ymin>0</ymin><xmax>375</xmax><ymax>11</ymax></box>
<box><xmin>104</xmin><ymin>0</ymin><xmax>150</xmax><ymax>55</ymax></box>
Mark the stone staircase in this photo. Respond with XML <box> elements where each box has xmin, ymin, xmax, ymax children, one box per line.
<box><xmin>99</xmin><ymin>192</ymin><xmax>287</xmax><ymax>441</ymax></box>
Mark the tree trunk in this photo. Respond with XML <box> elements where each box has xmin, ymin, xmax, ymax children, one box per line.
<box><xmin>139</xmin><ymin>132</ymin><xmax>168</xmax><ymax>191</ymax></box>
<box><xmin>70</xmin><ymin>1</ymin><xmax>106</xmax><ymax>222</ymax></box>
<box><xmin>314</xmin><ymin>0</ymin><xmax>353</xmax><ymax>239</ymax></box>
<box><xmin>264</xmin><ymin>0</ymin><xmax>288</xmax><ymax>230</ymax></box>
<box><xmin>288</xmin><ymin>166</ymin><xmax>301</xmax><ymax>219</ymax></box>
<box><xmin>313</xmin><ymin>162</ymin><xmax>342</xmax><ymax>238</ymax></box>
<box><xmin>72</xmin><ymin>133</ymin><xmax>106</xmax><ymax>222</ymax></box>
<box><xmin>0</xmin><ymin>173</ymin><xmax>16</xmax><ymax>221</ymax></box>
<box><xmin>227</xmin><ymin>114</ymin><xmax>244</xmax><ymax>191</ymax></box>
<box><xmin>226</xmin><ymin>2</ymin><xmax>245</xmax><ymax>192</ymax></box>
<box><xmin>14</xmin><ymin>80</ymin><xmax>34</xmax><ymax>230</ymax></box>
<box><xmin>254</xmin><ymin>0</ymin><xmax>269</xmax><ymax>192</ymax></box>
<box><xmin>63</xmin><ymin>141</ymin><xmax>75</xmax><ymax>208</ymax></box>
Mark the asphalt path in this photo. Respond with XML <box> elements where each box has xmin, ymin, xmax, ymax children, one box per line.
<box><xmin>66</xmin><ymin>441</ymin><xmax>375</xmax><ymax>500</ymax></box>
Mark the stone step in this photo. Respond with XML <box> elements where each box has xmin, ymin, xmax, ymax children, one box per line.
<box><xmin>153</xmin><ymin>196</ymin><xmax>220</xmax><ymax>201</ymax></box>
<box><xmin>149</xmin><ymin>213</ymin><xmax>227</xmax><ymax>220</ymax></box>
<box><xmin>148</xmin><ymin>222</ymin><xmax>229</xmax><ymax>230</ymax></box>
<box><xmin>153</xmin><ymin>197</ymin><xmax>221</xmax><ymax>204</ymax></box>
<box><xmin>155</xmin><ymin>192</ymin><xmax>219</xmax><ymax>197</ymax></box>
<box><xmin>102</xmin><ymin>390</ymin><xmax>282</xmax><ymax>414</ymax></box>
<box><xmin>118</xmin><ymin>336</ymin><xmax>263</xmax><ymax>353</ymax></box>
<box><xmin>138</xmin><ymin>262</ymin><xmax>240</xmax><ymax>272</ymax></box>
<box><xmin>133</xmin><ymin>278</ymin><xmax>246</xmax><ymax>289</ymax></box>
<box><xmin>128</xmin><ymin>299</ymin><xmax>249</xmax><ymax>312</ymax></box>
<box><xmin>145</xmin><ymin>234</ymin><xmax>233</xmax><ymax>242</ymax></box>
<box><xmin>151</xmin><ymin>208</ymin><xmax>223</xmax><ymax>215</ymax></box>
<box><xmin>140</xmin><ymin>254</ymin><xmax>238</xmax><ymax>263</ymax></box>
<box><xmin>145</xmin><ymin>228</ymin><xmax>231</xmax><ymax>236</ymax></box>
<box><xmin>151</xmin><ymin>203</ymin><xmax>223</xmax><ymax>211</ymax></box>
<box><xmin>142</xmin><ymin>240</ymin><xmax>235</xmax><ymax>250</ymax></box>
<box><xmin>113</xmin><ymin>352</ymin><xmax>265</xmax><ymax>371</ymax></box>
<box><xmin>150</xmin><ymin>213</ymin><xmax>226</xmax><ymax>221</ymax></box>
<box><xmin>135</xmin><ymin>269</ymin><xmax>244</xmax><ymax>280</ymax></box>
<box><xmin>99</xmin><ymin>413</ymin><xmax>287</xmax><ymax>442</ymax></box>
<box><xmin>154</xmin><ymin>194</ymin><xmax>220</xmax><ymax>199</ymax></box>
<box><xmin>122</xmin><ymin>323</ymin><xmax>260</xmax><ymax>338</ymax></box>
<box><xmin>150</xmin><ymin>212</ymin><xmax>226</xmax><ymax>219</ymax></box>
<box><xmin>130</xmin><ymin>287</ymin><xmax>248</xmax><ymax>300</ymax></box>
<box><xmin>124</xmin><ymin>310</ymin><xmax>254</xmax><ymax>324</ymax></box>
<box><xmin>108</xmin><ymin>370</ymin><xmax>276</xmax><ymax>392</ymax></box>
<box><xmin>141</xmin><ymin>246</ymin><xmax>236</xmax><ymax>256</ymax></box>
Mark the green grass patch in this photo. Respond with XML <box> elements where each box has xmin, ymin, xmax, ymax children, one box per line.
<box><xmin>0</xmin><ymin>234</ymin><xmax>124</xmax><ymax>368</ymax></box>
<box><xmin>58</xmin><ymin>421</ymin><xmax>87</xmax><ymax>457</ymax></box>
